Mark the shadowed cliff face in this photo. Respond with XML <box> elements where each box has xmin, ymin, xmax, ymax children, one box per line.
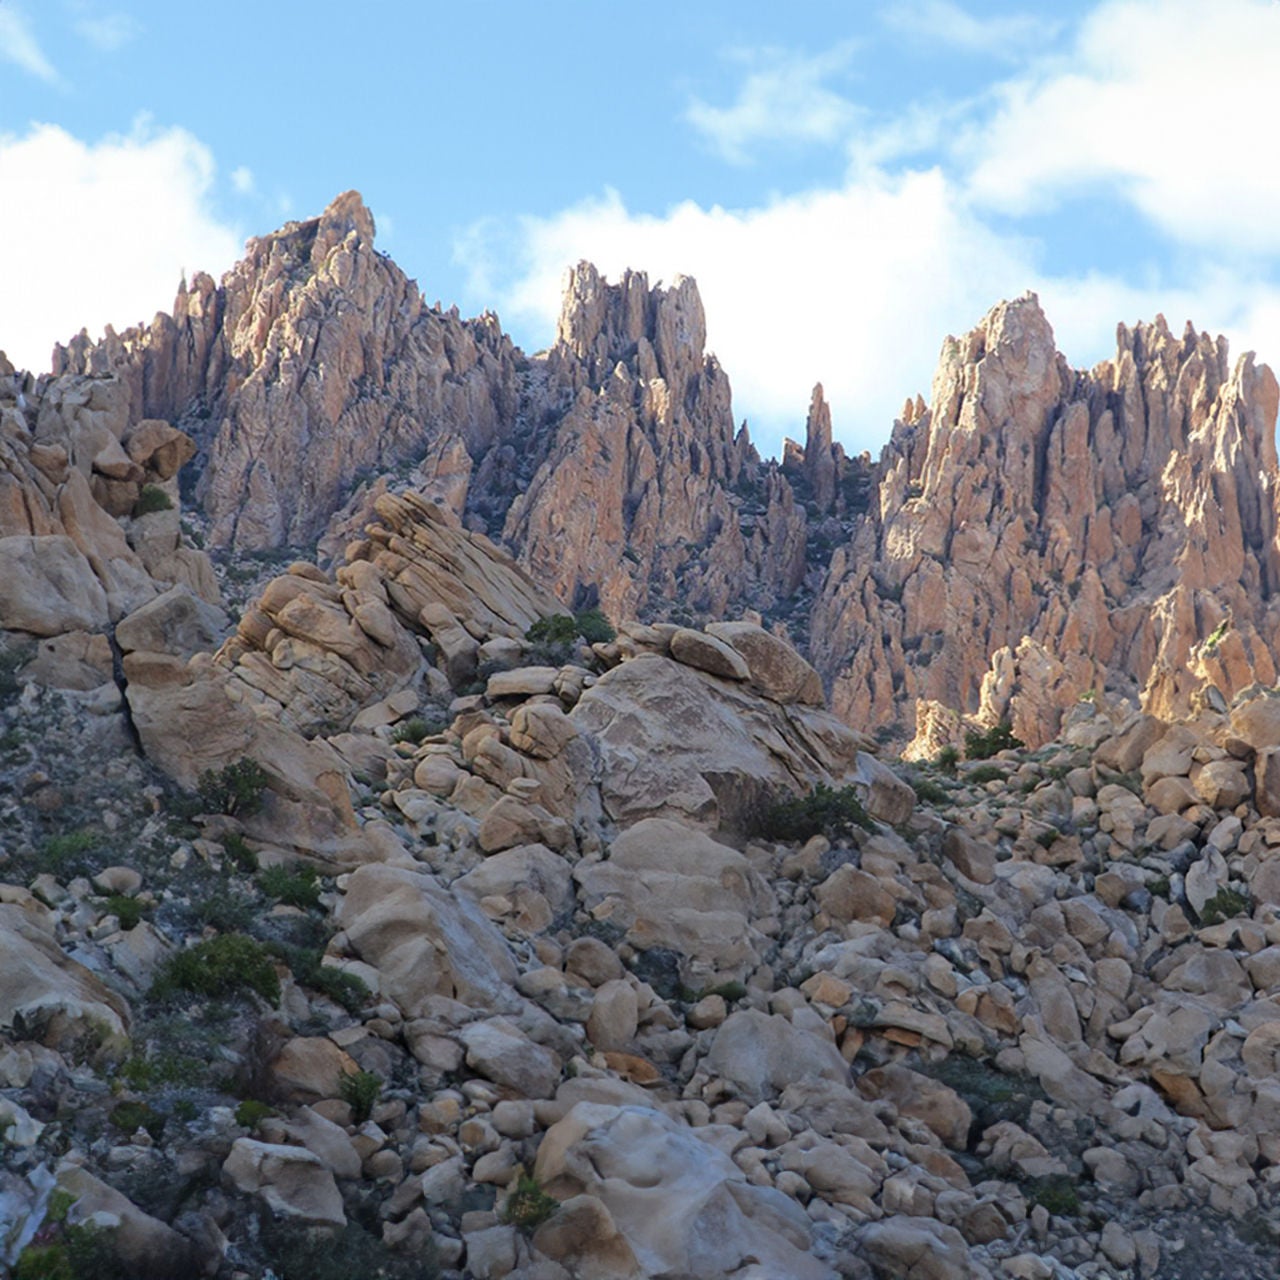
<box><xmin>810</xmin><ymin>294</ymin><xmax>1280</xmax><ymax>750</ymax></box>
<box><xmin>51</xmin><ymin>193</ymin><xmax>1280</xmax><ymax>748</ymax></box>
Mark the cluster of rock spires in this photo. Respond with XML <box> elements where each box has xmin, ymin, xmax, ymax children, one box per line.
<box><xmin>3</xmin><ymin>190</ymin><xmax>1280</xmax><ymax>1277</ymax></box>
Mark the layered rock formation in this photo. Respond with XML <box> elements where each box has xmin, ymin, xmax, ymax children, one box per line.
<box><xmin>811</xmin><ymin>296</ymin><xmax>1280</xmax><ymax>749</ymax></box>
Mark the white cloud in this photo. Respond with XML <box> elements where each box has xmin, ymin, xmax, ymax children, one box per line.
<box><xmin>231</xmin><ymin>165</ymin><xmax>255</xmax><ymax>195</ymax></box>
<box><xmin>962</xmin><ymin>0</ymin><xmax>1280</xmax><ymax>252</ymax></box>
<box><xmin>686</xmin><ymin>45</ymin><xmax>860</xmax><ymax>165</ymax></box>
<box><xmin>0</xmin><ymin>120</ymin><xmax>243</xmax><ymax>373</ymax></box>
<box><xmin>0</xmin><ymin>6</ymin><xmax>59</xmax><ymax>82</ymax></box>
<box><xmin>460</xmin><ymin>176</ymin><xmax>1050</xmax><ymax>457</ymax></box>
<box><xmin>72</xmin><ymin>10</ymin><xmax>141</xmax><ymax>51</ymax></box>
<box><xmin>882</xmin><ymin>0</ymin><xmax>1055</xmax><ymax>58</ymax></box>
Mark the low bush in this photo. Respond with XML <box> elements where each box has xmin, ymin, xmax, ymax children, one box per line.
<box><xmin>502</xmin><ymin>1172</ymin><xmax>559</xmax><ymax>1232</ymax></box>
<box><xmin>36</xmin><ymin>829</ymin><xmax>101</xmax><ymax>877</ymax></box>
<box><xmin>196</xmin><ymin>759</ymin><xmax>270</xmax><ymax>818</ymax></box>
<box><xmin>1199</xmin><ymin>886</ymin><xmax>1252</xmax><ymax>926</ymax></box>
<box><xmin>911</xmin><ymin>777</ymin><xmax>950</xmax><ymax>806</ymax></box>
<box><xmin>153</xmin><ymin>933</ymin><xmax>280</xmax><ymax>1005</ymax></box>
<box><xmin>258</xmin><ymin>865</ymin><xmax>321</xmax><ymax>910</ymax></box>
<box><xmin>272</xmin><ymin>943</ymin><xmax>370</xmax><ymax>1014</ymax></box>
<box><xmin>965</xmin><ymin>764</ymin><xmax>1006</xmax><ymax>786</ymax></box>
<box><xmin>338</xmin><ymin>1069</ymin><xmax>381</xmax><ymax>1123</ymax></box>
<box><xmin>525</xmin><ymin>607</ymin><xmax>617</xmax><ymax>664</ymax></box>
<box><xmin>101</xmin><ymin>895</ymin><xmax>146</xmax><ymax>930</ymax></box>
<box><xmin>935</xmin><ymin>745</ymin><xmax>959</xmax><ymax>775</ymax></box>
<box><xmin>132</xmin><ymin>485</ymin><xmax>173</xmax><ymax>517</ymax></box>
<box><xmin>234</xmin><ymin>1099</ymin><xmax>275</xmax><ymax>1129</ymax></box>
<box><xmin>964</xmin><ymin>720</ymin><xmax>1023</xmax><ymax>760</ymax></box>
<box><xmin>761</xmin><ymin>783</ymin><xmax>876</xmax><ymax>843</ymax></box>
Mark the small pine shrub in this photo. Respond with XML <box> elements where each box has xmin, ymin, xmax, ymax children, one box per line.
<box><xmin>761</xmin><ymin>783</ymin><xmax>876</xmax><ymax>843</ymax></box>
<box><xmin>108</xmin><ymin>1100</ymin><xmax>165</xmax><ymax>1141</ymax></box>
<box><xmin>391</xmin><ymin>716</ymin><xmax>431</xmax><ymax>745</ymax></box>
<box><xmin>1025</xmin><ymin>1173</ymin><xmax>1080</xmax><ymax>1217</ymax></box>
<box><xmin>234</xmin><ymin>1099</ymin><xmax>275</xmax><ymax>1129</ymax></box>
<box><xmin>196</xmin><ymin>759</ymin><xmax>270</xmax><ymax>818</ymax></box>
<box><xmin>338</xmin><ymin>1069</ymin><xmax>382</xmax><ymax>1123</ymax></box>
<box><xmin>102</xmin><ymin>895</ymin><xmax>145</xmax><ymax>930</ymax></box>
<box><xmin>964</xmin><ymin>720</ymin><xmax>1024</xmax><ymax>760</ymax></box>
<box><xmin>502</xmin><ymin>1173</ymin><xmax>559</xmax><ymax>1232</ymax></box>
<box><xmin>132</xmin><ymin>485</ymin><xmax>174</xmax><ymax>517</ymax></box>
<box><xmin>258</xmin><ymin>864</ymin><xmax>321</xmax><ymax>909</ymax></box>
<box><xmin>935</xmin><ymin>745</ymin><xmax>960</xmax><ymax>775</ymax></box>
<box><xmin>272</xmin><ymin>943</ymin><xmax>370</xmax><ymax>1013</ymax></box>
<box><xmin>153</xmin><ymin>933</ymin><xmax>280</xmax><ymax>1005</ymax></box>
<box><xmin>966</xmin><ymin>764</ymin><xmax>1006</xmax><ymax>786</ymax></box>
<box><xmin>223</xmin><ymin>833</ymin><xmax>258</xmax><ymax>872</ymax></box>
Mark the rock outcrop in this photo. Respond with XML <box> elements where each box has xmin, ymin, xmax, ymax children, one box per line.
<box><xmin>811</xmin><ymin>296</ymin><xmax>1280</xmax><ymax>748</ymax></box>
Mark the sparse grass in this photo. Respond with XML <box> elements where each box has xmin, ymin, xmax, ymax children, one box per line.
<box><xmin>234</xmin><ymin>1099</ymin><xmax>276</xmax><ymax>1129</ymax></box>
<box><xmin>223</xmin><ymin>833</ymin><xmax>258</xmax><ymax>872</ymax></box>
<box><xmin>1024</xmin><ymin>1173</ymin><xmax>1081</xmax><ymax>1217</ymax></box>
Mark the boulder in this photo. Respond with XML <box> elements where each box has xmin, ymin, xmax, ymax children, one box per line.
<box><xmin>335</xmin><ymin>863</ymin><xmax>519</xmax><ymax>1018</ymax></box>
<box><xmin>534</xmin><ymin>1103</ymin><xmax>833</xmax><ymax>1279</ymax></box>
<box><xmin>574</xmin><ymin>818</ymin><xmax>776</xmax><ymax>980</ymax></box>
<box><xmin>704</xmin><ymin>1010</ymin><xmax>848</xmax><ymax>1103</ymax></box>
<box><xmin>0</xmin><ymin>535</ymin><xmax>109</xmax><ymax>635</ymax></box>
<box><xmin>222</xmin><ymin>1138</ymin><xmax>345</xmax><ymax>1225</ymax></box>
<box><xmin>706</xmin><ymin>620</ymin><xmax>825</xmax><ymax>705</ymax></box>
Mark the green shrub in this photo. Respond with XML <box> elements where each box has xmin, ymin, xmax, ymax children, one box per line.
<box><xmin>132</xmin><ymin>485</ymin><xmax>173</xmax><ymax>517</ymax></box>
<box><xmin>573</xmin><ymin>607</ymin><xmax>616</xmax><ymax>645</ymax></box>
<box><xmin>223</xmin><ymin>833</ymin><xmax>258</xmax><ymax>872</ymax></box>
<box><xmin>964</xmin><ymin>720</ymin><xmax>1024</xmax><ymax>760</ymax></box>
<box><xmin>272</xmin><ymin>944</ymin><xmax>370</xmax><ymax>1014</ymax></box>
<box><xmin>258</xmin><ymin>864</ymin><xmax>321</xmax><ymax>909</ymax></box>
<box><xmin>108</xmin><ymin>1099</ymin><xmax>165</xmax><ymax>1141</ymax></box>
<box><xmin>1199</xmin><ymin>886</ymin><xmax>1252</xmax><ymax>926</ymax></box>
<box><xmin>935</xmin><ymin>745</ymin><xmax>959</xmax><ymax>776</ymax></box>
<box><xmin>196</xmin><ymin>758</ymin><xmax>270</xmax><ymax>818</ymax></box>
<box><xmin>101</xmin><ymin>895</ymin><xmax>146</xmax><ymax>930</ymax></box>
<box><xmin>391</xmin><ymin>716</ymin><xmax>432</xmax><ymax>745</ymax></box>
<box><xmin>338</xmin><ymin>1069</ymin><xmax>382</xmax><ymax>1123</ymax></box>
<box><xmin>37</xmin><ymin>829</ymin><xmax>100</xmax><ymax>876</ymax></box>
<box><xmin>502</xmin><ymin>1172</ymin><xmax>559</xmax><ymax>1232</ymax></box>
<box><xmin>153</xmin><ymin>933</ymin><xmax>280</xmax><ymax>1005</ymax></box>
<box><xmin>966</xmin><ymin>764</ymin><xmax>1006</xmax><ymax>786</ymax></box>
<box><xmin>911</xmin><ymin>777</ymin><xmax>950</xmax><ymax>806</ymax></box>
<box><xmin>1024</xmin><ymin>1173</ymin><xmax>1080</xmax><ymax>1217</ymax></box>
<box><xmin>234</xmin><ymin>1099</ymin><xmax>276</xmax><ymax>1129</ymax></box>
<box><xmin>761</xmin><ymin>783</ymin><xmax>875</xmax><ymax>843</ymax></box>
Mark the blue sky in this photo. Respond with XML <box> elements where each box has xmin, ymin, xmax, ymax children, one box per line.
<box><xmin>3</xmin><ymin>0</ymin><xmax>1280</xmax><ymax>459</ymax></box>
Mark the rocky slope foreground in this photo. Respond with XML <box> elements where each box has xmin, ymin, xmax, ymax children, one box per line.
<box><xmin>3</xmin><ymin>338</ymin><xmax>1280</xmax><ymax>1279</ymax></box>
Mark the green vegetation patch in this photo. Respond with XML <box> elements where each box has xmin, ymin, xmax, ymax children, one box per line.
<box><xmin>153</xmin><ymin>933</ymin><xmax>280</xmax><ymax>1006</ymax></box>
<box><xmin>761</xmin><ymin>783</ymin><xmax>876</xmax><ymax>844</ymax></box>
<box><xmin>132</xmin><ymin>485</ymin><xmax>174</xmax><ymax>517</ymax></box>
<box><xmin>338</xmin><ymin>1069</ymin><xmax>382</xmax><ymax>1124</ymax></box>
<box><xmin>196</xmin><ymin>758</ymin><xmax>270</xmax><ymax>818</ymax></box>
<box><xmin>964</xmin><ymin>720</ymin><xmax>1024</xmax><ymax>760</ymax></box>
<box><xmin>502</xmin><ymin>1172</ymin><xmax>559</xmax><ymax>1233</ymax></box>
<box><xmin>258</xmin><ymin>864</ymin><xmax>321</xmax><ymax>910</ymax></box>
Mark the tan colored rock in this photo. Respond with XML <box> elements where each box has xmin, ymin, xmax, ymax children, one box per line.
<box><xmin>0</xmin><ymin>904</ymin><xmax>128</xmax><ymax>1049</ymax></box>
<box><xmin>570</xmin><ymin>653</ymin><xmax>866</xmax><ymax>831</ymax></box>
<box><xmin>815</xmin><ymin>865</ymin><xmax>896</xmax><ymax>927</ymax></box>
<box><xmin>669</xmin><ymin>628</ymin><xmax>750</xmax><ymax>680</ymax></box>
<box><xmin>574</xmin><ymin>818</ymin><xmax>776</xmax><ymax>980</ymax></box>
<box><xmin>222</xmin><ymin>1137</ymin><xmax>345</xmax><ymax>1225</ymax></box>
<box><xmin>705</xmin><ymin>620</ymin><xmax>825</xmax><ymax>704</ymax></box>
<box><xmin>0</xmin><ymin>535</ymin><xmax>109</xmax><ymax>634</ymax></box>
<box><xmin>270</xmin><ymin>1036</ymin><xmax>357</xmax><ymax>1101</ymax></box>
<box><xmin>534</xmin><ymin>1101</ymin><xmax>832</xmax><ymax>1279</ymax></box>
<box><xmin>705</xmin><ymin>1010</ymin><xmax>848</xmax><ymax>1103</ymax></box>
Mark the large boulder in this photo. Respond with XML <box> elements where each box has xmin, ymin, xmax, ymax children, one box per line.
<box><xmin>334</xmin><ymin>863</ymin><xmax>520</xmax><ymax>1019</ymax></box>
<box><xmin>570</xmin><ymin>653</ymin><xmax>867</xmax><ymax>831</ymax></box>
<box><xmin>0</xmin><ymin>535</ymin><xmax>109</xmax><ymax>635</ymax></box>
<box><xmin>534</xmin><ymin>1103</ymin><xmax>834</xmax><ymax>1279</ymax></box>
<box><xmin>0</xmin><ymin>905</ymin><xmax>128</xmax><ymax>1050</ymax></box>
<box><xmin>704</xmin><ymin>1010</ymin><xmax>849</xmax><ymax>1103</ymax></box>
<box><xmin>222</xmin><ymin>1138</ymin><xmax>345</xmax><ymax>1226</ymax></box>
<box><xmin>574</xmin><ymin>818</ymin><xmax>776</xmax><ymax>982</ymax></box>
<box><xmin>706</xmin><ymin>621</ymin><xmax>825</xmax><ymax>705</ymax></box>
<box><xmin>115</xmin><ymin>583</ymin><xmax>228</xmax><ymax>659</ymax></box>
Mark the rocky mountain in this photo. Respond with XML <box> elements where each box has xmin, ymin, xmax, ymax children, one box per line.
<box><xmin>57</xmin><ymin>191</ymin><xmax>1280</xmax><ymax>757</ymax></box>
<box><xmin>812</xmin><ymin>295</ymin><xmax>1280</xmax><ymax>753</ymax></box>
<box><xmin>2</xmin><ymin>365</ymin><xmax>1280</xmax><ymax>1275</ymax></box>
